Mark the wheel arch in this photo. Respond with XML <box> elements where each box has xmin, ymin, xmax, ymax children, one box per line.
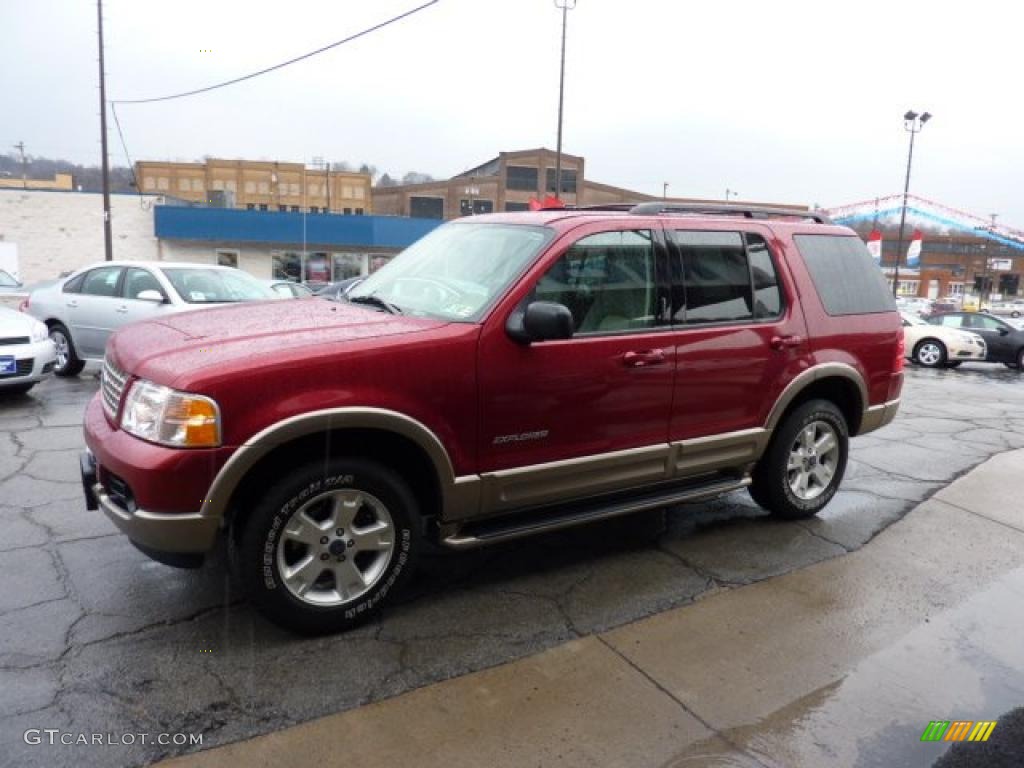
<box><xmin>208</xmin><ymin>408</ymin><xmax>478</xmax><ymax>537</ymax></box>
<box><xmin>765</xmin><ymin>364</ymin><xmax>866</xmax><ymax>438</ymax></box>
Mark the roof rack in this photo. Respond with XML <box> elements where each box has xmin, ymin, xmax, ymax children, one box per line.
<box><xmin>627</xmin><ymin>202</ymin><xmax>832</xmax><ymax>224</ymax></box>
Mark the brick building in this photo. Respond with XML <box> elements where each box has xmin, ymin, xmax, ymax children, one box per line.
<box><xmin>135</xmin><ymin>159</ymin><xmax>372</xmax><ymax>215</ymax></box>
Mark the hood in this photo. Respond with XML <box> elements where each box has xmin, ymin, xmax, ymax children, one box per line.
<box><xmin>108</xmin><ymin>298</ymin><xmax>447</xmax><ymax>387</ymax></box>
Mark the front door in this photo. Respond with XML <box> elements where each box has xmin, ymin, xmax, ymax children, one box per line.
<box><xmin>665</xmin><ymin>227</ymin><xmax>808</xmax><ymax>463</ymax></box>
<box><xmin>117</xmin><ymin>267</ymin><xmax>171</xmax><ymax>329</ymax></box>
<box><xmin>72</xmin><ymin>265</ymin><xmax>125</xmax><ymax>357</ymax></box>
<box><xmin>477</xmin><ymin>224</ymin><xmax>675</xmax><ymax>513</ymax></box>
<box><xmin>963</xmin><ymin>313</ymin><xmax>1017</xmax><ymax>362</ymax></box>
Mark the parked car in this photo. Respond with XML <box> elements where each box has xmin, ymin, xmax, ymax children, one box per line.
<box><xmin>264</xmin><ymin>280</ymin><xmax>315</xmax><ymax>299</ymax></box>
<box><xmin>80</xmin><ymin>205</ymin><xmax>903</xmax><ymax>634</ymax></box>
<box><xmin>0</xmin><ymin>305</ymin><xmax>56</xmax><ymax>394</ymax></box>
<box><xmin>989</xmin><ymin>300</ymin><xmax>1024</xmax><ymax>319</ymax></box>
<box><xmin>896</xmin><ymin>296</ymin><xmax>933</xmax><ymax>316</ymax></box>
<box><xmin>928</xmin><ymin>312</ymin><xmax>1024</xmax><ymax>368</ymax></box>
<box><xmin>900</xmin><ymin>311</ymin><xmax>985</xmax><ymax>368</ymax></box>
<box><xmin>315</xmin><ymin>276</ymin><xmax>365</xmax><ymax>301</ymax></box>
<box><xmin>25</xmin><ymin>262</ymin><xmax>277</xmax><ymax>376</ymax></box>
<box><xmin>921</xmin><ymin>298</ymin><xmax>960</xmax><ymax>319</ymax></box>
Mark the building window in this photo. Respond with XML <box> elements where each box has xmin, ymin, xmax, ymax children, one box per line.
<box><xmin>354</xmin><ymin>186</ymin><xmax>365</xmax><ymax>200</ymax></box>
<box><xmin>307</xmin><ymin>183</ymin><xmax>318</xmax><ymax>196</ymax></box>
<box><xmin>272</xmin><ymin>252</ymin><xmax>302</xmax><ymax>282</ymax></box>
<box><xmin>355</xmin><ymin>207</ymin><xmax>364</xmax><ymax>215</ymax></box>
<box><xmin>949</xmin><ymin>282</ymin><xmax>965</xmax><ymax>296</ymax></box>
<box><xmin>212</xmin><ymin>179</ymin><xmax>224</xmax><ymax>191</ymax></box>
<box><xmin>246</xmin><ymin>203</ymin><xmax>255</xmax><ymax>210</ymax></box>
<box><xmin>309</xmin><ymin>206</ymin><xmax>318</xmax><ymax>213</ymax></box>
<box><xmin>290</xmin><ymin>183</ymin><xmax>300</xmax><ymax>197</ymax></box>
<box><xmin>342</xmin><ymin>185</ymin><xmax>353</xmax><ymax>199</ymax></box>
<box><xmin>506</xmin><ymin>166</ymin><xmax>538</xmax><ymax>191</ymax></box>
<box><xmin>157</xmin><ymin>177</ymin><xmax>169</xmax><ymax>191</ymax></box>
<box><xmin>245</xmin><ymin>181</ymin><xmax>256</xmax><ymax>194</ymax></box>
<box><xmin>178</xmin><ymin>178</ymin><xmax>190</xmax><ymax>192</ymax></box>
<box><xmin>143</xmin><ymin>177</ymin><xmax>156</xmax><ymax>191</ymax></box>
<box><xmin>897</xmin><ymin>280</ymin><xmax>920</xmax><ymax>296</ymax></box>
<box><xmin>545</xmin><ymin>168</ymin><xmax>577</xmax><ymax>195</ymax></box>
<box><xmin>191</xmin><ymin>178</ymin><xmax>204</xmax><ymax>191</ymax></box>
<box><xmin>460</xmin><ymin>199</ymin><xmax>494</xmax><ymax>216</ymax></box>
<box><xmin>343</xmin><ymin>207</ymin><xmax>352</xmax><ymax>215</ymax></box>
<box><xmin>505</xmin><ymin>201</ymin><xmax>529</xmax><ymax>212</ymax></box>
<box><xmin>259</xmin><ymin>204</ymin><xmax>268</xmax><ymax>211</ymax></box>
<box><xmin>409</xmin><ymin>197</ymin><xmax>443</xmax><ymax>219</ymax></box>
<box><xmin>278</xmin><ymin>204</ymin><xmax>288</xmax><ymax>212</ymax></box>
<box><xmin>369</xmin><ymin>254</ymin><xmax>392</xmax><ymax>273</ymax></box>
<box><xmin>258</xmin><ymin>182</ymin><xmax>269</xmax><ymax>194</ymax></box>
<box><xmin>216</xmin><ymin>250</ymin><xmax>239</xmax><ymax>268</ymax></box>
<box><xmin>332</xmin><ymin>253</ymin><xmax>366</xmax><ymax>280</ymax></box>
<box><xmin>291</xmin><ymin>205</ymin><xmax>300</xmax><ymax>212</ymax></box>
<box><xmin>226</xmin><ymin>180</ymin><xmax>237</xmax><ymax>192</ymax></box>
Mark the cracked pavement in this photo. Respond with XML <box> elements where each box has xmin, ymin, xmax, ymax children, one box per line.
<box><xmin>2</xmin><ymin>365</ymin><xmax>1024</xmax><ymax>767</ymax></box>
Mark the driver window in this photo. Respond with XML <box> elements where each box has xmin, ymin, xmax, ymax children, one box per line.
<box><xmin>534</xmin><ymin>230</ymin><xmax>657</xmax><ymax>334</ymax></box>
<box><xmin>122</xmin><ymin>268</ymin><xmax>165</xmax><ymax>300</ymax></box>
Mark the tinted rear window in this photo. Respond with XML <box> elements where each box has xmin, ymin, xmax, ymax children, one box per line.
<box><xmin>793</xmin><ymin>235</ymin><xmax>895</xmax><ymax>316</ymax></box>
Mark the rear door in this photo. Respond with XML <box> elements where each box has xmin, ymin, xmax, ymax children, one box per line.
<box><xmin>72</xmin><ymin>266</ymin><xmax>125</xmax><ymax>357</ymax></box>
<box><xmin>666</xmin><ymin>226</ymin><xmax>807</xmax><ymax>456</ymax></box>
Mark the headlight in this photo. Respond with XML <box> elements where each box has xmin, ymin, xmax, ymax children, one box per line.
<box><xmin>120</xmin><ymin>380</ymin><xmax>221</xmax><ymax>448</ymax></box>
<box><xmin>30</xmin><ymin>321</ymin><xmax>48</xmax><ymax>343</ymax></box>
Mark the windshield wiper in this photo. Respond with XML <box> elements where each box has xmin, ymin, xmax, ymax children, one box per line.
<box><xmin>348</xmin><ymin>293</ymin><xmax>402</xmax><ymax>315</ymax></box>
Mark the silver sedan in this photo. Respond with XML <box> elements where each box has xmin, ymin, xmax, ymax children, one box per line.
<box><xmin>25</xmin><ymin>261</ymin><xmax>276</xmax><ymax>376</ymax></box>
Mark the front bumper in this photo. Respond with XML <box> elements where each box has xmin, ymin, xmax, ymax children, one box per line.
<box><xmin>81</xmin><ymin>449</ymin><xmax>218</xmax><ymax>564</ymax></box>
<box><xmin>0</xmin><ymin>338</ymin><xmax>57</xmax><ymax>386</ymax></box>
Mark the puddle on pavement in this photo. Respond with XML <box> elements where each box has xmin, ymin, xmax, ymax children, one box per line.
<box><xmin>666</xmin><ymin>567</ymin><xmax>1024</xmax><ymax>768</ymax></box>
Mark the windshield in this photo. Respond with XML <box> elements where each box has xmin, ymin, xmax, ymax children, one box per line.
<box><xmin>901</xmin><ymin>312</ymin><xmax>927</xmax><ymax>326</ymax></box>
<box><xmin>162</xmin><ymin>268</ymin><xmax>275</xmax><ymax>304</ymax></box>
<box><xmin>347</xmin><ymin>222</ymin><xmax>553</xmax><ymax>321</ymax></box>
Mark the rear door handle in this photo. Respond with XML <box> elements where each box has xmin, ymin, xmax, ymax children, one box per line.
<box><xmin>623</xmin><ymin>349</ymin><xmax>666</xmax><ymax>367</ymax></box>
<box><xmin>770</xmin><ymin>335</ymin><xmax>803</xmax><ymax>350</ymax></box>
<box><xmin>115</xmin><ymin>305</ymin><xmax>128</xmax><ymax>314</ymax></box>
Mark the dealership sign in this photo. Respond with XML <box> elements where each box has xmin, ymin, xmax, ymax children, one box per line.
<box><xmin>988</xmin><ymin>258</ymin><xmax>1012</xmax><ymax>271</ymax></box>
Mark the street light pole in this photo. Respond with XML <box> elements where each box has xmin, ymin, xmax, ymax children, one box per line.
<box><xmin>725</xmin><ymin>188</ymin><xmax>738</xmax><ymax>202</ymax></box>
<box><xmin>553</xmin><ymin>0</ymin><xmax>575</xmax><ymax>202</ymax></box>
<box><xmin>892</xmin><ymin>110</ymin><xmax>931</xmax><ymax>297</ymax></box>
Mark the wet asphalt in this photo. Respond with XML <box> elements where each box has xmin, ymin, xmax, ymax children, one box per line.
<box><xmin>1</xmin><ymin>362</ymin><xmax>1023</xmax><ymax>767</ymax></box>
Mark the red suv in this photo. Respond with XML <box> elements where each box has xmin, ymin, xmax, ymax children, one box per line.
<box><xmin>80</xmin><ymin>204</ymin><xmax>903</xmax><ymax>633</ymax></box>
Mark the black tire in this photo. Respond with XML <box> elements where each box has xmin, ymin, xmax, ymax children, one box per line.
<box><xmin>913</xmin><ymin>338</ymin><xmax>947</xmax><ymax>368</ymax></box>
<box><xmin>749</xmin><ymin>399</ymin><xmax>849</xmax><ymax>520</ymax></box>
<box><xmin>233</xmin><ymin>457</ymin><xmax>420</xmax><ymax>635</ymax></box>
<box><xmin>1012</xmin><ymin>311</ymin><xmax>1021</xmax><ymax>319</ymax></box>
<box><xmin>1</xmin><ymin>383</ymin><xmax>34</xmax><ymax>395</ymax></box>
<box><xmin>49</xmin><ymin>323</ymin><xmax>85</xmax><ymax>377</ymax></box>
<box><xmin>1017</xmin><ymin>348</ymin><xmax>1024</xmax><ymax>370</ymax></box>
<box><xmin>943</xmin><ymin>361</ymin><xmax>962</xmax><ymax>369</ymax></box>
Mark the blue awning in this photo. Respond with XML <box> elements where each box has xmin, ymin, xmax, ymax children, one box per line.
<box><xmin>154</xmin><ymin>205</ymin><xmax>440</xmax><ymax>249</ymax></box>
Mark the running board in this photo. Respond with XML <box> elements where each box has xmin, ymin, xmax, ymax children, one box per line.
<box><xmin>439</xmin><ymin>475</ymin><xmax>750</xmax><ymax>550</ymax></box>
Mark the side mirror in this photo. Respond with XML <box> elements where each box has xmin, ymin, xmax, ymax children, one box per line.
<box><xmin>999</xmin><ymin>326</ymin><xmax>1009</xmax><ymax>336</ymax></box>
<box><xmin>136</xmin><ymin>289</ymin><xmax>165</xmax><ymax>303</ymax></box>
<box><xmin>507</xmin><ymin>301</ymin><xmax>574</xmax><ymax>343</ymax></box>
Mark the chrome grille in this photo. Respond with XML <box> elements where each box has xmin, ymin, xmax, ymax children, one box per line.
<box><xmin>101</xmin><ymin>357</ymin><xmax>128</xmax><ymax>421</ymax></box>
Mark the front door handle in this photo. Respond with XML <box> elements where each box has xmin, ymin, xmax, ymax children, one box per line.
<box><xmin>623</xmin><ymin>349</ymin><xmax>666</xmax><ymax>368</ymax></box>
<box><xmin>115</xmin><ymin>305</ymin><xmax>129</xmax><ymax>314</ymax></box>
<box><xmin>66</xmin><ymin>300</ymin><xmax>78</xmax><ymax>308</ymax></box>
<box><xmin>770</xmin><ymin>335</ymin><xmax>803</xmax><ymax>350</ymax></box>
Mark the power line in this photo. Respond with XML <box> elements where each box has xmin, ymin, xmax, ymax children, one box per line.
<box><xmin>111</xmin><ymin>0</ymin><xmax>439</xmax><ymax>105</ymax></box>
<box><xmin>110</xmin><ymin>102</ymin><xmax>143</xmax><ymax>203</ymax></box>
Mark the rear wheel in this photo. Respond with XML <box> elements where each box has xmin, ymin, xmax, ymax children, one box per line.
<box><xmin>233</xmin><ymin>457</ymin><xmax>420</xmax><ymax>634</ymax></box>
<box><xmin>914</xmin><ymin>339</ymin><xmax>946</xmax><ymax>368</ymax></box>
<box><xmin>49</xmin><ymin>323</ymin><xmax>85</xmax><ymax>377</ymax></box>
<box><xmin>749</xmin><ymin>399</ymin><xmax>849</xmax><ymax>520</ymax></box>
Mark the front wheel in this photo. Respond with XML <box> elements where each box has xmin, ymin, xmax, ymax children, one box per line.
<box><xmin>749</xmin><ymin>400</ymin><xmax>849</xmax><ymax>520</ymax></box>
<box><xmin>234</xmin><ymin>458</ymin><xmax>420</xmax><ymax>634</ymax></box>
<box><xmin>49</xmin><ymin>323</ymin><xmax>85</xmax><ymax>377</ymax></box>
<box><xmin>914</xmin><ymin>339</ymin><xmax>947</xmax><ymax>368</ymax></box>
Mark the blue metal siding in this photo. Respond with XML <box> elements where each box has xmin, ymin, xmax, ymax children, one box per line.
<box><xmin>154</xmin><ymin>206</ymin><xmax>440</xmax><ymax>249</ymax></box>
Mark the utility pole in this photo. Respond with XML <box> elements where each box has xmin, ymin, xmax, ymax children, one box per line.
<box><xmin>13</xmin><ymin>142</ymin><xmax>27</xmax><ymax>188</ymax></box>
<box><xmin>97</xmin><ymin>0</ymin><xmax>113</xmax><ymax>260</ymax></box>
<box><xmin>553</xmin><ymin>0</ymin><xmax>575</xmax><ymax>202</ymax></box>
<box><xmin>662</xmin><ymin>182</ymin><xmax>669</xmax><ymax>200</ymax></box>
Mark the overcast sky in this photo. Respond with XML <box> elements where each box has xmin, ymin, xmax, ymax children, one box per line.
<box><xmin>2</xmin><ymin>0</ymin><xmax>1022</xmax><ymax>224</ymax></box>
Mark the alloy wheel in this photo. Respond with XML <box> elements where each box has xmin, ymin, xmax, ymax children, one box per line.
<box><xmin>786</xmin><ymin>421</ymin><xmax>840</xmax><ymax>501</ymax></box>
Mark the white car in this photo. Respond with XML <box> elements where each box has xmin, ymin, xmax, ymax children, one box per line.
<box><xmin>24</xmin><ymin>261</ymin><xmax>276</xmax><ymax>376</ymax></box>
<box><xmin>989</xmin><ymin>300</ymin><xmax>1024</xmax><ymax>319</ymax></box>
<box><xmin>0</xmin><ymin>305</ymin><xmax>56</xmax><ymax>394</ymax></box>
<box><xmin>901</xmin><ymin>311</ymin><xmax>986</xmax><ymax>368</ymax></box>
